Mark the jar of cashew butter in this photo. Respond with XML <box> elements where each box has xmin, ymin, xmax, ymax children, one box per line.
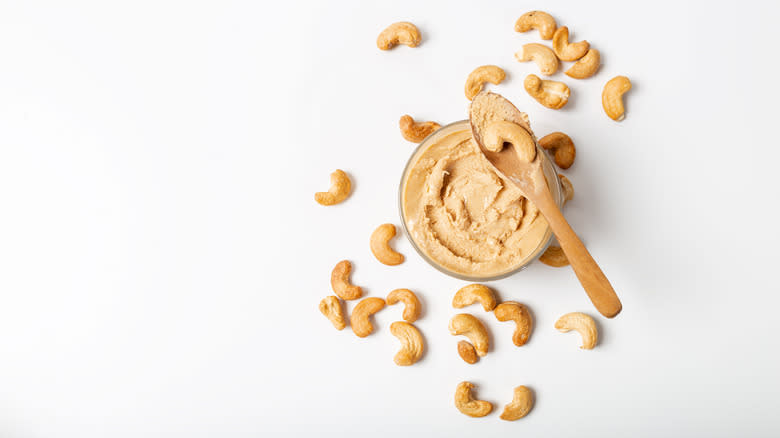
<box><xmin>398</xmin><ymin>120</ymin><xmax>564</xmax><ymax>281</ymax></box>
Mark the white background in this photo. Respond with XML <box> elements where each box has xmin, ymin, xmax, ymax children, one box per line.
<box><xmin>0</xmin><ymin>0</ymin><xmax>778</xmax><ymax>436</ymax></box>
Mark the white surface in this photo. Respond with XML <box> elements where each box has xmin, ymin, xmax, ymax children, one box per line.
<box><xmin>0</xmin><ymin>0</ymin><xmax>778</xmax><ymax>436</ymax></box>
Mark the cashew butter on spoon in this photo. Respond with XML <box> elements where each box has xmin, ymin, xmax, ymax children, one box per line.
<box><xmin>469</xmin><ymin>92</ymin><xmax>622</xmax><ymax>318</ymax></box>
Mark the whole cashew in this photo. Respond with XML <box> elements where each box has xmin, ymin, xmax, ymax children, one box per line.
<box><xmin>457</xmin><ymin>340</ymin><xmax>479</xmax><ymax>364</ymax></box>
<box><xmin>483</xmin><ymin>121</ymin><xmax>537</xmax><ymax>162</ymax></box>
<box><xmin>602</xmin><ymin>75</ymin><xmax>632</xmax><ymax>121</ymax></box>
<box><xmin>330</xmin><ymin>260</ymin><xmax>363</xmax><ymax>300</ymax></box>
<box><xmin>539</xmin><ymin>245</ymin><xmax>569</xmax><ymax>267</ymax></box>
<box><xmin>386</xmin><ymin>288</ymin><xmax>421</xmax><ymax>323</ymax></box>
<box><xmin>555</xmin><ymin>312</ymin><xmax>598</xmax><ymax>349</ymax></box>
<box><xmin>319</xmin><ymin>296</ymin><xmax>346</xmax><ymax>330</ymax></box>
<box><xmin>314</xmin><ymin>169</ymin><xmax>352</xmax><ymax>206</ymax></box>
<box><xmin>370</xmin><ymin>224</ymin><xmax>404</xmax><ymax>266</ymax></box>
<box><xmin>500</xmin><ymin>386</ymin><xmax>534</xmax><ymax>421</ymax></box>
<box><xmin>559</xmin><ymin>174</ymin><xmax>574</xmax><ymax>204</ymax></box>
<box><xmin>514</xmin><ymin>11</ymin><xmax>557</xmax><ymax>40</ymax></box>
<box><xmin>524</xmin><ymin>74</ymin><xmax>570</xmax><ymax>110</ymax></box>
<box><xmin>452</xmin><ymin>284</ymin><xmax>498</xmax><ymax>312</ymax></box>
<box><xmin>449</xmin><ymin>313</ymin><xmax>489</xmax><ymax>357</ymax></box>
<box><xmin>566</xmin><ymin>49</ymin><xmax>600</xmax><ymax>79</ymax></box>
<box><xmin>376</xmin><ymin>22</ymin><xmax>421</xmax><ymax>50</ymax></box>
<box><xmin>399</xmin><ymin>115</ymin><xmax>440</xmax><ymax>143</ymax></box>
<box><xmin>464</xmin><ymin>65</ymin><xmax>506</xmax><ymax>101</ymax></box>
<box><xmin>350</xmin><ymin>297</ymin><xmax>386</xmax><ymax>338</ymax></box>
<box><xmin>552</xmin><ymin>26</ymin><xmax>589</xmax><ymax>61</ymax></box>
<box><xmin>539</xmin><ymin>132</ymin><xmax>576</xmax><ymax>169</ymax></box>
<box><xmin>454</xmin><ymin>382</ymin><xmax>493</xmax><ymax>417</ymax></box>
<box><xmin>390</xmin><ymin>321</ymin><xmax>425</xmax><ymax>366</ymax></box>
<box><xmin>514</xmin><ymin>43</ymin><xmax>558</xmax><ymax>76</ymax></box>
<box><xmin>494</xmin><ymin>302</ymin><xmax>533</xmax><ymax>347</ymax></box>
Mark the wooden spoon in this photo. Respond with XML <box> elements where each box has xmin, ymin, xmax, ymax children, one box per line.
<box><xmin>469</xmin><ymin>92</ymin><xmax>622</xmax><ymax>318</ymax></box>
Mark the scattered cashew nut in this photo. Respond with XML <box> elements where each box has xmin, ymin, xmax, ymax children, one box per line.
<box><xmin>494</xmin><ymin>302</ymin><xmax>533</xmax><ymax>347</ymax></box>
<box><xmin>314</xmin><ymin>169</ymin><xmax>352</xmax><ymax>206</ymax></box>
<box><xmin>399</xmin><ymin>115</ymin><xmax>440</xmax><ymax>143</ymax></box>
<box><xmin>457</xmin><ymin>340</ymin><xmax>479</xmax><ymax>364</ymax></box>
<box><xmin>319</xmin><ymin>296</ymin><xmax>346</xmax><ymax>330</ymax></box>
<box><xmin>350</xmin><ymin>297</ymin><xmax>386</xmax><ymax>338</ymax></box>
<box><xmin>449</xmin><ymin>313</ymin><xmax>489</xmax><ymax>357</ymax></box>
<box><xmin>386</xmin><ymin>288</ymin><xmax>421</xmax><ymax>323</ymax></box>
<box><xmin>390</xmin><ymin>321</ymin><xmax>424</xmax><ymax>366</ymax></box>
<box><xmin>500</xmin><ymin>386</ymin><xmax>534</xmax><ymax>421</ymax></box>
<box><xmin>452</xmin><ymin>284</ymin><xmax>498</xmax><ymax>312</ymax></box>
<box><xmin>555</xmin><ymin>312</ymin><xmax>598</xmax><ymax>349</ymax></box>
<box><xmin>483</xmin><ymin>121</ymin><xmax>537</xmax><ymax>162</ymax></box>
<box><xmin>566</xmin><ymin>49</ymin><xmax>600</xmax><ymax>79</ymax></box>
<box><xmin>514</xmin><ymin>43</ymin><xmax>558</xmax><ymax>76</ymax></box>
<box><xmin>330</xmin><ymin>260</ymin><xmax>363</xmax><ymax>300</ymax></box>
<box><xmin>376</xmin><ymin>22</ymin><xmax>421</xmax><ymax>50</ymax></box>
<box><xmin>514</xmin><ymin>11</ymin><xmax>557</xmax><ymax>40</ymax></box>
<box><xmin>370</xmin><ymin>223</ymin><xmax>404</xmax><ymax>266</ymax></box>
<box><xmin>524</xmin><ymin>74</ymin><xmax>570</xmax><ymax>110</ymax></box>
<box><xmin>539</xmin><ymin>245</ymin><xmax>569</xmax><ymax>267</ymax></box>
<box><xmin>454</xmin><ymin>382</ymin><xmax>493</xmax><ymax>417</ymax></box>
<box><xmin>539</xmin><ymin>132</ymin><xmax>576</xmax><ymax>169</ymax></box>
<box><xmin>602</xmin><ymin>75</ymin><xmax>632</xmax><ymax>121</ymax></box>
<box><xmin>464</xmin><ymin>65</ymin><xmax>506</xmax><ymax>101</ymax></box>
<box><xmin>559</xmin><ymin>174</ymin><xmax>574</xmax><ymax>204</ymax></box>
<box><xmin>552</xmin><ymin>26</ymin><xmax>589</xmax><ymax>61</ymax></box>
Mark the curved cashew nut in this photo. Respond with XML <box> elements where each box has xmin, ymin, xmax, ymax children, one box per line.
<box><xmin>370</xmin><ymin>224</ymin><xmax>404</xmax><ymax>266</ymax></box>
<box><xmin>524</xmin><ymin>74</ymin><xmax>570</xmax><ymax>110</ymax></box>
<box><xmin>399</xmin><ymin>115</ymin><xmax>440</xmax><ymax>143</ymax></box>
<box><xmin>315</xmin><ymin>169</ymin><xmax>352</xmax><ymax>206</ymax></box>
<box><xmin>500</xmin><ymin>386</ymin><xmax>534</xmax><ymax>421</ymax></box>
<box><xmin>566</xmin><ymin>49</ymin><xmax>600</xmax><ymax>79</ymax></box>
<box><xmin>514</xmin><ymin>43</ymin><xmax>558</xmax><ymax>76</ymax></box>
<box><xmin>386</xmin><ymin>288</ymin><xmax>421</xmax><ymax>323</ymax></box>
<box><xmin>483</xmin><ymin>121</ymin><xmax>537</xmax><ymax>163</ymax></box>
<box><xmin>539</xmin><ymin>245</ymin><xmax>569</xmax><ymax>267</ymax></box>
<box><xmin>494</xmin><ymin>302</ymin><xmax>533</xmax><ymax>347</ymax></box>
<box><xmin>539</xmin><ymin>132</ymin><xmax>576</xmax><ymax>169</ymax></box>
<box><xmin>319</xmin><ymin>296</ymin><xmax>346</xmax><ymax>330</ymax></box>
<box><xmin>454</xmin><ymin>382</ymin><xmax>493</xmax><ymax>417</ymax></box>
<box><xmin>552</xmin><ymin>26</ymin><xmax>589</xmax><ymax>61</ymax></box>
<box><xmin>514</xmin><ymin>11</ymin><xmax>557</xmax><ymax>40</ymax></box>
<box><xmin>330</xmin><ymin>260</ymin><xmax>363</xmax><ymax>300</ymax></box>
<box><xmin>350</xmin><ymin>297</ymin><xmax>386</xmax><ymax>338</ymax></box>
<box><xmin>376</xmin><ymin>22</ymin><xmax>421</xmax><ymax>50</ymax></box>
<box><xmin>452</xmin><ymin>284</ymin><xmax>497</xmax><ymax>312</ymax></box>
<box><xmin>464</xmin><ymin>65</ymin><xmax>506</xmax><ymax>101</ymax></box>
<box><xmin>555</xmin><ymin>312</ymin><xmax>598</xmax><ymax>349</ymax></box>
<box><xmin>457</xmin><ymin>340</ymin><xmax>479</xmax><ymax>364</ymax></box>
<box><xmin>389</xmin><ymin>321</ymin><xmax>424</xmax><ymax>366</ymax></box>
<box><xmin>559</xmin><ymin>174</ymin><xmax>574</xmax><ymax>204</ymax></box>
<box><xmin>602</xmin><ymin>75</ymin><xmax>632</xmax><ymax>121</ymax></box>
<box><xmin>449</xmin><ymin>313</ymin><xmax>489</xmax><ymax>357</ymax></box>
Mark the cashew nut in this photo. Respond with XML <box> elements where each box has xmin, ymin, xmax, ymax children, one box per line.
<box><xmin>449</xmin><ymin>313</ymin><xmax>489</xmax><ymax>357</ymax></box>
<box><xmin>539</xmin><ymin>132</ymin><xmax>576</xmax><ymax>169</ymax></box>
<box><xmin>514</xmin><ymin>11</ymin><xmax>557</xmax><ymax>40</ymax></box>
<box><xmin>370</xmin><ymin>224</ymin><xmax>404</xmax><ymax>266</ymax></box>
<box><xmin>566</xmin><ymin>49</ymin><xmax>600</xmax><ymax>79</ymax></box>
<box><xmin>514</xmin><ymin>43</ymin><xmax>558</xmax><ymax>76</ymax></box>
<box><xmin>319</xmin><ymin>296</ymin><xmax>346</xmax><ymax>330</ymax></box>
<box><xmin>483</xmin><ymin>121</ymin><xmax>537</xmax><ymax>162</ymax></box>
<box><xmin>552</xmin><ymin>26</ymin><xmax>589</xmax><ymax>61</ymax></box>
<box><xmin>389</xmin><ymin>321</ymin><xmax>424</xmax><ymax>366</ymax></box>
<box><xmin>454</xmin><ymin>382</ymin><xmax>493</xmax><ymax>417</ymax></box>
<box><xmin>386</xmin><ymin>288</ymin><xmax>421</xmax><ymax>323</ymax></box>
<box><xmin>376</xmin><ymin>22</ymin><xmax>421</xmax><ymax>50</ymax></box>
<box><xmin>500</xmin><ymin>386</ymin><xmax>534</xmax><ymax>421</ymax></box>
<box><xmin>350</xmin><ymin>297</ymin><xmax>386</xmax><ymax>338</ymax></box>
<box><xmin>330</xmin><ymin>260</ymin><xmax>363</xmax><ymax>301</ymax></box>
<box><xmin>464</xmin><ymin>65</ymin><xmax>506</xmax><ymax>101</ymax></box>
<box><xmin>399</xmin><ymin>115</ymin><xmax>440</xmax><ymax>143</ymax></box>
<box><xmin>559</xmin><ymin>174</ymin><xmax>574</xmax><ymax>204</ymax></box>
<box><xmin>494</xmin><ymin>302</ymin><xmax>533</xmax><ymax>347</ymax></box>
<box><xmin>314</xmin><ymin>169</ymin><xmax>352</xmax><ymax>206</ymax></box>
<box><xmin>457</xmin><ymin>340</ymin><xmax>479</xmax><ymax>364</ymax></box>
<box><xmin>539</xmin><ymin>245</ymin><xmax>569</xmax><ymax>267</ymax></box>
<box><xmin>452</xmin><ymin>284</ymin><xmax>497</xmax><ymax>312</ymax></box>
<box><xmin>602</xmin><ymin>75</ymin><xmax>632</xmax><ymax>121</ymax></box>
<box><xmin>555</xmin><ymin>312</ymin><xmax>598</xmax><ymax>349</ymax></box>
<box><xmin>524</xmin><ymin>74</ymin><xmax>570</xmax><ymax>110</ymax></box>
